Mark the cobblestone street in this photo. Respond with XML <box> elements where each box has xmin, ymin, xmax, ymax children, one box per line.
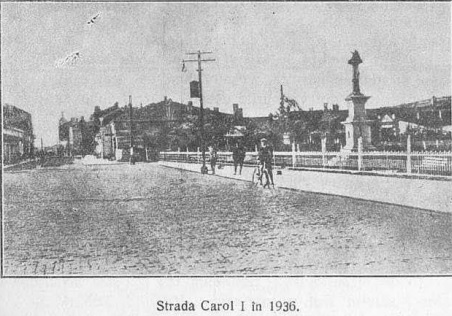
<box><xmin>3</xmin><ymin>163</ymin><xmax>452</xmax><ymax>275</ymax></box>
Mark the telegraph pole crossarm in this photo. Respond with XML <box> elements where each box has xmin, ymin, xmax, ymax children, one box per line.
<box><xmin>182</xmin><ymin>50</ymin><xmax>215</xmax><ymax>174</ymax></box>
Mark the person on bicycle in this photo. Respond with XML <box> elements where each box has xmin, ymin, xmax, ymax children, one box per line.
<box><xmin>258</xmin><ymin>138</ymin><xmax>274</xmax><ymax>187</ymax></box>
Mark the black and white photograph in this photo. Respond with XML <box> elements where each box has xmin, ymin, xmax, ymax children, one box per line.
<box><xmin>2</xmin><ymin>0</ymin><xmax>451</xmax><ymax>282</ymax></box>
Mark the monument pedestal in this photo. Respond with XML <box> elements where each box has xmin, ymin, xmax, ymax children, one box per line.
<box><xmin>341</xmin><ymin>93</ymin><xmax>375</xmax><ymax>152</ymax></box>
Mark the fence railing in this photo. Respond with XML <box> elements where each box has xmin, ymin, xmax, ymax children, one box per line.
<box><xmin>159</xmin><ymin>149</ymin><xmax>452</xmax><ymax>177</ymax></box>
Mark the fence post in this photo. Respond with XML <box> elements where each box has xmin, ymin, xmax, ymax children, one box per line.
<box><xmin>406</xmin><ymin>135</ymin><xmax>412</xmax><ymax>174</ymax></box>
<box><xmin>358</xmin><ymin>137</ymin><xmax>363</xmax><ymax>171</ymax></box>
<box><xmin>292</xmin><ymin>142</ymin><xmax>296</xmax><ymax>168</ymax></box>
<box><xmin>321</xmin><ymin>137</ymin><xmax>327</xmax><ymax>168</ymax></box>
<box><xmin>273</xmin><ymin>150</ymin><xmax>276</xmax><ymax>169</ymax></box>
<box><xmin>186</xmin><ymin>147</ymin><xmax>189</xmax><ymax>163</ymax></box>
<box><xmin>197</xmin><ymin>147</ymin><xmax>200</xmax><ymax>164</ymax></box>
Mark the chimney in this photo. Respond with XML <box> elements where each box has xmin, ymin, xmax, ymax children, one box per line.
<box><xmin>237</xmin><ymin>108</ymin><xmax>243</xmax><ymax>119</ymax></box>
<box><xmin>233</xmin><ymin>103</ymin><xmax>239</xmax><ymax>114</ymax></box>
<box><xmin>94</xmin><ymin>106</ymin><xmax>100</xmax><ymax>113</ymax></box>
<box><xmin>187</xmin><ymin>101</ymin><xmax>193</xmax><ymax>114</ymax></box>
<box><xmin>323</xmin><ymin>103</ymin><xmax>328</xmax><ymax>111</ymax></box>
<box><xmin>164</xmin><ymin>96</ymin><xmax>167</xmax><ymax>103</ymax></box>
<box><xmin>213</xmin><ymin>107</ymin><xmax>219</xmax><ymax>112</ymax></box>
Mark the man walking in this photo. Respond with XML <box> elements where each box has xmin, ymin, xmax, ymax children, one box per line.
<box><xmin>258</xmin><ymin>138</ymin><xmax>274</xmax><ymax>187</ymax></box>
<box><xmin>232</xmin><ymin>141</ymin><xmax>246</xmax><ymax>175</ymax></box>
<box><xmin>209</xmin><ymin>145</ymin><xmax>218</xmax><ymax>175</ymax></box>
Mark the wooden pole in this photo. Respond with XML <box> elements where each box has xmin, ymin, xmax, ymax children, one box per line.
<box><xmin>129</xmin><ymin>95</ymin><xmax>134</xmax><ymax>164</ymax></box>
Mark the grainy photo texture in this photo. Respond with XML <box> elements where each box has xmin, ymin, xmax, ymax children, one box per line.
<box><xmin>2</xmin><ymin>2</ymin><xmax>451</xmax><ymax>276</ymax></box>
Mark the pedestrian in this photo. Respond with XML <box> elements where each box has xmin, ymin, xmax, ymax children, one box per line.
<box><xmin>258</xmin><ymin>138</ymin><xmax>274</xmax><ymax>187</ymax></box>
<box><xmin>232</xmin><ymin>141</ymin><xmax>246</xmax><ymax>175</ymax></box>
<box><xmin>209</xmin><ymin>145</ymin><xmax>218</xmax><ymax>175</ymax></box>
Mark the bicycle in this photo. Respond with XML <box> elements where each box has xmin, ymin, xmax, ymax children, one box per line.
<box><xmin>251</xmin><ymin>161</ymin><xmax>272</xmax><ymax>188</ymax></box>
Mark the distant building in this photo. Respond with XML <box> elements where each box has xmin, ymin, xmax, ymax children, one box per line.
<box><xmin>250</xmin><ymin>96</ymin><xmax>451</xmax><ymax>151</ymax></box>
<box><xmin>2</xmin><ymin>103</ymin><xmax>34</xmax><ymax>164</ymax></box>
<box><xmin>93</xmin><ymin>97</ymin><xmax>241</xmax><ymax>160</ymax></box>
<box><xmin>59</xmin><ymin>113</ymin><xmax>96</xmax><ymax>156</ymax></box>
<box><xmin>367</xmin><ymin>96</ymin><xmax>451</xmax><ymax>145</ymax></box>
<box><xmin>68</xmin><ymin>94</ymin><xmax>451</xmax><ymax>158</ymax></box>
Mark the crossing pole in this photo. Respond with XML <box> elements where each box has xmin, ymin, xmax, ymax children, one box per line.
<box><xmin>183</xmin><ymin>51</ymin><xmax>215</xmax><ymax>174</ymax></box>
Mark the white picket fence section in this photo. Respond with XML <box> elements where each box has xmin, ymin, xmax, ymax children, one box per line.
<box><xmin>159</xmin><ymin>149</ymin><xmax>452</xmax><ymax>177</ymax></box>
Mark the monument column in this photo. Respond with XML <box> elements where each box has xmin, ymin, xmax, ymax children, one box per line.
<box><xmin>342</xmin><ymin>50</ymin><xmax>375</xmax><ymax>151</ymax></box>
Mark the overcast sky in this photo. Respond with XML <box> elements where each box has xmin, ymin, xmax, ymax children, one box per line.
<box><xmin>2</xmin><ymin>2</ymin><xmax>450</xmax><ymax>146</ymax></box>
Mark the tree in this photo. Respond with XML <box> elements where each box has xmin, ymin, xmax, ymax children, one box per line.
<box><xmin>203</xmin><ymin>112</ymin><xmax>233</xmax><ymax>149</ymax></box>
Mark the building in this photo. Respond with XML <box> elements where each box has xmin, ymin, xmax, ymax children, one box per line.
<box><xmin>252</xmin><ymin>95</ymin><xmax>450</xmax><ymax>152</ymax></box>
<box><xmin>94</xmin><ymin>97</ymin><xmax>243</xmax><ymax>161</ymax></box>
<box><xmin>354</xmin><ymin>96</ymin><xmax>451</xmax><ymax>151</ymax></box>
<box><xmin>64</xmin><ymin>94</ymin><xmax>451</xmax><ymax>158</ymax></box>
<box><xmin>3</xmin><ymin>103</ymin><xmax>34</xmax><ymax>164</ymax></box>
<box><xmin>59</xmin><ymin>113</ymin><xmax>96</xmax><ymax>156</ymax></box>
<box><xmin>368</xmin><ymin>96</ymin><xmax>451</xmax><ymax>142</ymax></box>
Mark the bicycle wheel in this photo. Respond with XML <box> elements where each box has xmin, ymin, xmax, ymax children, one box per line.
<box><xmin>262</xmin><ymin>169</ymin><xmax>270</xmax><ymax>188</ymax></box>
<box><xmin>251</xmin><ymin>167</ymin><xmax>259</xmax><ymax>185</ymax></box>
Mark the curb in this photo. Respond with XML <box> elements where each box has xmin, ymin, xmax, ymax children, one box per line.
<box><xmin>288</xmin><ymin>167</ymin><xmax>452</xmax><ymax>182</ymax></box>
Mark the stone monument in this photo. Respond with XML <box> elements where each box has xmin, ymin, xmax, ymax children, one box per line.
<box><xmin>342</xmin><ymin>50</ymin><xmax>375</xmax><ymax>151</ymax></box>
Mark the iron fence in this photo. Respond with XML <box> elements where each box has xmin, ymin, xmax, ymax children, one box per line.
<box><xmin>159</xmin><ymin>150</ymin><xmax>452</xmax><ymax>177</ymax></box>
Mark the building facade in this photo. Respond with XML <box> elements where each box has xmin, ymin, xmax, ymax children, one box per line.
<box><xmin>59</xmin><ymin>114</ymin><xmax>96</xmax><ymax>156</ymax></box>
<box><xmin>367</xmin><ymin>96</ymin><xmax>451</xmax><ymax>150</ymax></box>
<box><xmin>94</xmin><ymin>97</ymin><xmax>242</xmax><ymax>161</ymax></box>
<box><xmin>3</xmin><ymin>103</ymin><xmax>34</xmax><ymax>164</ymax></box>
<box><xmin>257</xmin><ymin>96</ymin><xmax>450</xmax><ymax>152</ymax></box>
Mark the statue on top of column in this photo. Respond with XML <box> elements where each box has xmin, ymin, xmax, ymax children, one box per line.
<box><xmin>348</xmin><ymin>50</ymin><xmax>363</xmax><ymax>95</ymax></box>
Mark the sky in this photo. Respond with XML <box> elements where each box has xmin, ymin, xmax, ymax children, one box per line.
<box><xmin>1</xmin><ymin>2</ymin><xmax>450</xmax><ymax>146</ymax></box>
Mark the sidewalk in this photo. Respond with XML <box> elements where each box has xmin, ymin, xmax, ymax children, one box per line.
<box><xmin>158</xmin><ymin>161</ymin><xmax>452</xmax><ymax>214</ymax></box>
<box><xmin>3</xmin><ymin>159</ymin><xmax>38</xmax><ymax>171</ymax></box>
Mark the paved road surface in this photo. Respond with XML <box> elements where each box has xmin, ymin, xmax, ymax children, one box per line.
<box><xmin>3</xmin><ymin>163</ymin><xmax>452</xmax><ymax>275</ymax></box>
<box><xmin>159</xmin><ymin>161</ymin><xmax>452</xmax><ymax>213</ymax></box>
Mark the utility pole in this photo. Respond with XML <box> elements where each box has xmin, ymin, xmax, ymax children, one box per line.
<box><xmin>183</xmin><ymin>50</ymin><xmax>215</xmax><ymax>174</ymax></box>
<box><xmin>129</xmin><ymin>95</ymin><xmax>135</xmax><ymax>165</ymax></box>
<box><xmin>280</xmin><ymin>85</ymin><xmax>285</xmax><ymax>110</ymax></box>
